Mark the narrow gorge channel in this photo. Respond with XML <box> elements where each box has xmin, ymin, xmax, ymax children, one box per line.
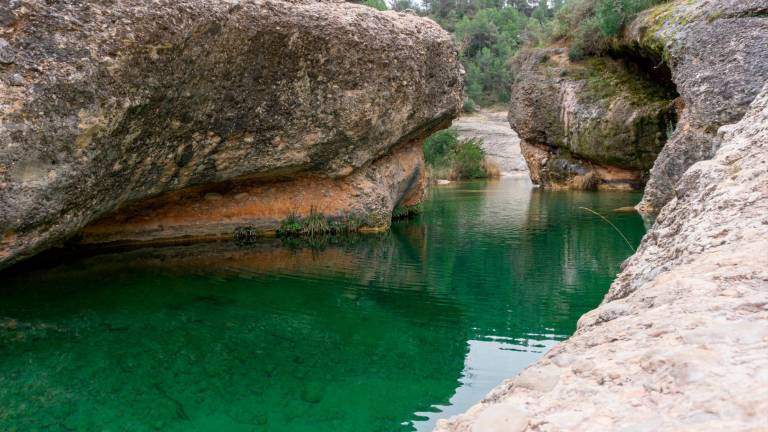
<box><xmin>2</xmin><ymin>0</ymin><xmax>766</xmax><ymax>430</ymax></box>
<box><xmin>0</xmin><ymin>179</ymin><xmax>644</xmax><ymax>431</ymax></box>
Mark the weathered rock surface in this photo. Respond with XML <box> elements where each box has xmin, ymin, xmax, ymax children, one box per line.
<box><xmin>627</xmin><ymin>0</ymin><xmax>768</xmax><ymax>211</ymax></box>
<box><xmin>435</xmin><ymin>83</ymin><xmax>768</xmax><ymax>431</ymax></box>
<box><xmin>509</xmin><ymin>48</ymin><xmax>677</xmax><ymax>190</ymax></box>
<box><xmin>452</xmin><ymin>111</ymin><xmax>527</xmax><ymax>177</ymax></box>
<box><xmin>509</xmin><ymin>0</ymin><xmax>768</xmax><ymax>202</ymax></box>
<box><xmin>0</xmin><ymin>0</ymin><xmax>462</xmax><ymax>268</ymax></box>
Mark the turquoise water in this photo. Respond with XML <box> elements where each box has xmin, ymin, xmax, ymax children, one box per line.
<box><xmin>0</xmin><ymin>178</ymin><xmax>645</xmax><ymax>432</ymax></box>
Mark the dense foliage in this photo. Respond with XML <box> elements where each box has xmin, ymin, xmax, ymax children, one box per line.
<box><xmin>431</xmin><ymin>2</ymin><xmax>559</xmax><ymax>106</ymax></box>
<box><xmin>423</xmin><ymin>129</ymin><xmax>489</xmax><ymax>179</ymax></box>
<box><xmin>351</xmin><ymin>0</ymin><xmax>559</xmax><ymax>107</ymax></box>
<box><xmin>553</xmin><ymin>0</ymin><xmax>670</xmax><ymax>60</ymax></box>
<box><xmin>352</xmin><ymin>0</ymin><xmax>668</xmax><ymax>105</ymax></box>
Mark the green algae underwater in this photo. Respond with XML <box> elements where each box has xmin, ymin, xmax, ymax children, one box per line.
<box><xmin>0</xmin><ymin>178</ymin><xmax>645</xmax><ymax>432</ymax></box>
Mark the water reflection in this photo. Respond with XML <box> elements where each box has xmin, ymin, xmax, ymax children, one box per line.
<box><xmin>0</xmin><ymin>179</ymin><xmax>644</xmax><ymax>432</ymax></box>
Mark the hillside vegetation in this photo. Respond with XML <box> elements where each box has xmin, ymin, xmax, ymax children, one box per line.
<box><xmin>354</xmin><ymin>0</ymin><xmax>670</xmax><ymax>107</ymax></box>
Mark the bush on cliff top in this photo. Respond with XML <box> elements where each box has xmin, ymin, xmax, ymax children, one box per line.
<box><xmin>555</xmin><ymin>0</ymin><xmax>670</xmax><ymax>60</ymax></box>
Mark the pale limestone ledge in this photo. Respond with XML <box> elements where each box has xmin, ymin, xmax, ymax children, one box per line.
<box><xmin>434</xmin><ymin>86</ymin><xmax>768</xmax><ymax>432</ymax></box>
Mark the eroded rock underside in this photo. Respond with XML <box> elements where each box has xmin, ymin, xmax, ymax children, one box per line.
<box><xmin>0</xmin><ymin>0</ymin><xmax>463</xmax><ymax>268</ymax></box>
<box><xmin>436</xmin><ymin>81</ymin><xmax>768</xmax><ymax>432</ymax></box>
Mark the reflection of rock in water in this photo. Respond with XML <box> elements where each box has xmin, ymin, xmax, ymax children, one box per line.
<box><xmin>453</xmin><ymin>111</ymin><xmax>528</xmax><ymax>176</ymax></box>
<box><xmin>1</xmin><ymin>179</ymin><xmax>646</xmax><ymax>431</ymax></box>
<box><xmin>0</xmin><ymin>234</ymin><xmax>468</xmax><ymax>432</ymax></box>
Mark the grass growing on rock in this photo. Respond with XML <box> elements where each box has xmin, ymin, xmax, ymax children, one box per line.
<box><xmin>566</xmin><ymin>57</ymin><xmax>677</xmax><ymax>105</ymax></box>
<box><xmin>235</xmin><ymin>211</ymin><xmax>368</xmax><ymax>243</ymax></box>
<box><xmin>276</xmin><ymin>212</ymin><xmax>303</xmax><ymax>237</ymax></box>
<box><xmin>392</xmin><ymin>203</ymin><xmax>423</xmax><ymax>220</ymax></box>
<box><xmin>277</xmin><ymin>210</ymin><xmax>365</xmax><ymax>238</ymax></box>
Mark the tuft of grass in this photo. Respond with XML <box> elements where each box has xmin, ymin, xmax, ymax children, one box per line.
<box><xmin>233</xmin><ymin>226</ymin><xmax>261</xmax><ymax>242</ymax></box>
<box><xmin>302</xmin><ymin>207</ymin><xmax>330</xmax><ymax>237</ymax></box>
<box><xmin>328</xmin><ymin>214</ymin><xmax>366</xmax><ymax>234</ymax></box>
<box><xmin>277</xmin><ymin>212</ymin><xmax>303</xmax><ymax>237</ymax></box>
<box><xmin>392</xmin><ymin>203</ymin><xmax>423</xmax><ymax>220</ymax></box>
<box><xmin>579</xmin><ymin>207</ymin><xmax>636</xmax><ymax>252</ymax></box>
<box><xmin>276</xmin><ymin>209</ymin><xmax>368</xmax><ymax>238</ymax></box>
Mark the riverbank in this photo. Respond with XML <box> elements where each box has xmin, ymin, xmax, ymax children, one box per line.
<box><xmin>452</xmin><ymin>111</ymin><xmax>528</xmax><ymax>178</ymax></box>
<box><xmin>435</xmin><ymin>85</ymin><xmax>768</xmax><ymax>432</ymax></box>
<box><xmin>0</xmin><ymin>179</ymin><xmax>645</xmax><ymax>431</ymax></box>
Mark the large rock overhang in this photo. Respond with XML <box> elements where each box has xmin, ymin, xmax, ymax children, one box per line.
<box><xmin>0</xmin><ymin>0</ymin><xmax>464</xmax><ymax>269</ymax></box>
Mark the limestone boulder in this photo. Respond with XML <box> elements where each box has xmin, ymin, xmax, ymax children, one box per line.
<box><xmin>508</xmin><ymin>48</ymin><xmax>676</xmax><ymax>190</ymax></box>
<box><xmin>0</xmin><ymin>0</ymin><xmax>463</xmax><ymax>268</ymax></box>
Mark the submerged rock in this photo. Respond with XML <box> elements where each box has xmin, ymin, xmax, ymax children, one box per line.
<box><xmin>0</xmin><ymin>0</ymin><xmax>463</xmax><ymax>268</ymax></box>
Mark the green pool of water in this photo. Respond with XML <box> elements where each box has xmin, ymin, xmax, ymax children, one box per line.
<box><xmin>0</xmin><ymin>178</ymin><xmax>646</xmax><ymax>432</ymax></box>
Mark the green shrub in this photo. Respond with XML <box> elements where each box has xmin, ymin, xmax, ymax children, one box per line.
<box><xmin>463</xmin><ymin>97</ymin><xmax>478</xmax><ymax>113</ymax></box>
<box><xmin>363</xmin><ymin>0</ymin><xmax>387</xmax><ymax>11</ymax></box>
<box><xmin>277</xmin><ymin>212</ymin><xmax>303</xmax><ymax>236</ymax></box>
<box><xmin>424</xmin><ymin>130</ymin><xmax>490</xmax><ymax>180</ymax></box>
<box><xmin>595</xmin><ymin>0</ymin><xmax>623</xmax><ymax>36</ymax></box>
<box><xmin>596</xmin><ymin>0</ymin><xmax>667</xmax><ymax>36</ymax></box>
<box><xmin>568</xmin><ymin>16</ymin><xmax>606</xmax><ymax>60</ymax></box>
<box><xmin>453</xmin><ymin>139</ymin><xmax>487</xmax><ymax>179</ymax></box>
<box><xmin>423</xmin><ymin>129</ymin><xmax>459</xmax><ymax>167</ymax></box>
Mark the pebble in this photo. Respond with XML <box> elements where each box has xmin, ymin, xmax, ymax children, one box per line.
<box><xmin>0</xmin><ymin>38</ymin><xmax>15</xmax><ymax>64</ymax></box>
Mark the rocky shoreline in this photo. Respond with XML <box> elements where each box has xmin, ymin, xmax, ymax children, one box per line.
<box><xmin>436</xmin><ymin>0</ymin><xmax>768</xmax><ymax>429</ymax></box>
<box><xmin>435</xmin><ymin>81</ymin><xmax>768</xmax><ymax>432</ymax></box>
<box><xmin>452</xmin><ymin>110</ymin><xmax>528</xmax><ymax>177</ymax></box>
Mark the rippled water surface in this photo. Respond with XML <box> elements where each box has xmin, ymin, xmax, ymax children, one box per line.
<box><xmin>0</xmin><ymin>179</ymin><xmax>645</xmax><ymax>432</ymax></box>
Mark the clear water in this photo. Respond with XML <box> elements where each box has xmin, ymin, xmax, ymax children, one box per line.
<box><xmin>0</xmin><ymin>178</ymin><xmax>645</xmax><ymax>432</ymax></box>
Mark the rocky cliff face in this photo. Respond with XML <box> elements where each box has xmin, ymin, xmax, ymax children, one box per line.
<box><xmin>628</xmin><ymin>0</ymin><xmax>768</xmax><ymax>211</ymax></box>
<box><xmin>0</xmin><ymin>0</ymin><xmax>463</xmax><ymax>268</ymax></box>
<box><xmin>509</xmin><ymin>0</ymin><xmax>768</xmax><ymax>208</ymax></box>
<box><xmin>436</xmin><ymin>81</ymin><xmax>768</xmax><ymax>432</ymax></box>
<box><xmin>509</xmin><ymin>48</ymin><xmax>677</xmax><ymax>190</ymax></box>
